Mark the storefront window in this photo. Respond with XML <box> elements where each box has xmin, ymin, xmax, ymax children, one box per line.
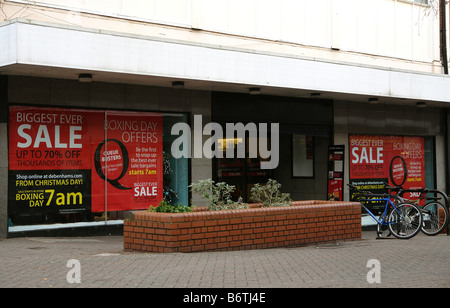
<box><xmin>292</xmin><ymin>134</ymin><xmax>314</xmax><ymax>178</ymax></box>
<box><xmin>424</xmin><ymin>136</ymin><xmax>435</xmax><ymax>189</ymax></box>
<box><xmin>7</xmin><ymin>106</ymin><xmax>188</xmax><ymax>230</ymax></box>
<box><xmin>163</xmin><ymin>114</ymin><xmax>189</xmax><ymax>206</ymax></box>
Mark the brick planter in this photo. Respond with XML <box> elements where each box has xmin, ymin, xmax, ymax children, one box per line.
<box><xmin>123</xmin><ymin>201</ymin><xmax>361</xmax><ymax>253</ymax></box>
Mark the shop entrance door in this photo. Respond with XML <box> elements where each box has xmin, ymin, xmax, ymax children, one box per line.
<box><xmin>213</xmin><ymin>137</ymin><xmax>273</xmax><ymax>203</ymax></box>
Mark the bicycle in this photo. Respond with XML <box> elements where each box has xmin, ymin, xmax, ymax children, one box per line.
<box><xmin>347</xmin><ymin>184</ymin><xmax>423</xmax><ymax>239</ymax></box>
<box><xmin>384</xmin><ymin>183</ymin><xmax>449</xmax><ymax>236</ymax></box>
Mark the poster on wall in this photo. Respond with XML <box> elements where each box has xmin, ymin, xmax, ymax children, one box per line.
<box><xmin>92</xmin><ymin>111</ymin><xmax>163</xmax><ymax>212</ymax></box>
<box><xmin>327</xmin><ymin>145</ymin><xmax>345</xmax><ymax>201</ymax></box>
<box><xmin>8</xmin><ymin>106</ymin><xmax>163</xmax><ymax>222</ymax></box>
<box><xmin>348</xmin><ymin>135</ymin><xmax>425</xmax><ymax>210</ymax></box>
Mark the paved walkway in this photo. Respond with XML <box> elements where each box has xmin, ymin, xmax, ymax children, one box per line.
<box><xmin>0</xmin><ymin>231</ymin><xmax>449</xmax><ymax>288</ymax></box>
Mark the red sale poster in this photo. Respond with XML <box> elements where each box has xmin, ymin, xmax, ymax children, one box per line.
<box><xmin>8</xmin><ymin>107</ymin><xmax>101</xmax><ymax>171</ymax></box>
<box><xmin>349</xmin><ymin>135</ymin><xmax>425</xmax><ymax>204</ymax></box>
<box><xmin>91</xmin><ymin>111</ymin><xmax>163</xmax><ymax>212</ymax></box>
<box><xmin>8</xmin><ymin>106</ymin><xmax>163</xmax><ymax>219</ymax></box>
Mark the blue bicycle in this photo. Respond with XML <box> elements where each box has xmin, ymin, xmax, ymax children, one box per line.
<box><xmin>348</xmin><ymin>184</ymin><xmax>423</xmax><ymax>239</ymax></box>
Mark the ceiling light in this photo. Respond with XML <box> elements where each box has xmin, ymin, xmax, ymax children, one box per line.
<box><xmin>416</xmin><ymin>102</ymin><xmax>426</xmax><ymax>108</ymax></box>
<box><xmin>249</xmin><ymin>87</ymin><xmax>261</xmax><ymax>95</ymax></box>
<box><xmin>172</xmin><ymin>81</ymin><xmax>184</xmax><ymax>89</ymax></box>
<box><xmin>78</xmin><ymin>73</ymin><xmax>93</xmax><ymax>83</ymax></box>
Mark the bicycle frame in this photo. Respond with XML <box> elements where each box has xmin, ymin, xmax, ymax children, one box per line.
<box><xmin>359</xmin><ymin>195</ymin><xmax>398</xmax><ymax>226</ymax></box>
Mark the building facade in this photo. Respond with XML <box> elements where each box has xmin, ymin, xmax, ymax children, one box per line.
<box><xmin>1</xmin><ymin>0</ymin><xmax>450</xmax><ymax>238</ymax></box>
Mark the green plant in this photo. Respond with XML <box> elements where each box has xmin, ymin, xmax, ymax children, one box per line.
<box><xmin>149</xmin><ymin>200</ymin><xmax>192</xmax><ymax>213</ymax></box>
<box><xmin>189</xmin><ymin>179</ymin><xmax>248</xmax><ymax>211</ymax></box>
<box><xmin>250</xmin><ymin>179</ymin><xmax>292</xmax><ymax>207</ymax></box>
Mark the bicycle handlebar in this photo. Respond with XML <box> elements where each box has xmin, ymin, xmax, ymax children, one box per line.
<box><xmin>381</xmin><ymin>182</ymin><xmax>449</xmax><ymax>207</ymax></box>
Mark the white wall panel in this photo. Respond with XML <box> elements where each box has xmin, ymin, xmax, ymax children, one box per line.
<box><xmin>6</xmin><ymin>0</ymin><xmax>440</xmax><ymax>63</ymax></box>
<box><xmin>2</xmin><ymin>20</ymin><xmax>449</xmax><ymax>103</ymax></box>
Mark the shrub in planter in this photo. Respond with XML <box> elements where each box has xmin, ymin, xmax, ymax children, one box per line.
<box><xmin>250</xmin><ymin>179</ymin><xmax>292</xmax><ymax>207</ymax></box>
<box><xmin>148</xmin><ymin>200</ymin><xmax>192</xmax><ymax>213</ymax></box>
<box><xmin>189</xmin><ymin>179</ymin><xmax>248</xmax><ymax>211</ymax></box>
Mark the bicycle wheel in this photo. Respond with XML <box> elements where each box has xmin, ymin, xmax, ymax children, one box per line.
<box><xmin>421</xmin><ymin>201</ymin><xmax>449</xmax><ymax>236</ymax></box>
<box><xmin>388</xmin><ymin>202</ymin><xmax>423</xmax><ymax>239</ymax></box>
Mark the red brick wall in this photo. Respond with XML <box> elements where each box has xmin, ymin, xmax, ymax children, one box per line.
<box><xmin>124</xmin><ymin>201</ymin><xmax>361</xmax><ymax>253</ymax></box>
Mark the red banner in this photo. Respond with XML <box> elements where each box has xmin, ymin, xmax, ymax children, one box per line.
<box><xmin>91</xmin><ymin>111</ymin><xmax>163</xmax><ymax>212</ymax></box>
<box><xmin>9</xmin><ymin>107</ymin><xmax>100</xmax><ymax>171</ymax></box>
<box><xmin>8</xmin><ymin>106</ymin><xmax>163</xmax><ymax>217</ymax></box>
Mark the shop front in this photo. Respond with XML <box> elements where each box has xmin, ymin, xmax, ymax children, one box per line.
<box><xmin>2</xmin><ymin>82</ymin><xmax>449</xmax><ymax>237</ymax></box>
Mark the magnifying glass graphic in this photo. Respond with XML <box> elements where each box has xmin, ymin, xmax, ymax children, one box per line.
<box><xmin>94</xmin><ymin>139</ymin><xmax>131</xmax><ymax>190</ymax></box>
<box><xmin>389</xmin><ymin>155</ymin><xmax>407</xmax><ymax>187</ymax></box>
